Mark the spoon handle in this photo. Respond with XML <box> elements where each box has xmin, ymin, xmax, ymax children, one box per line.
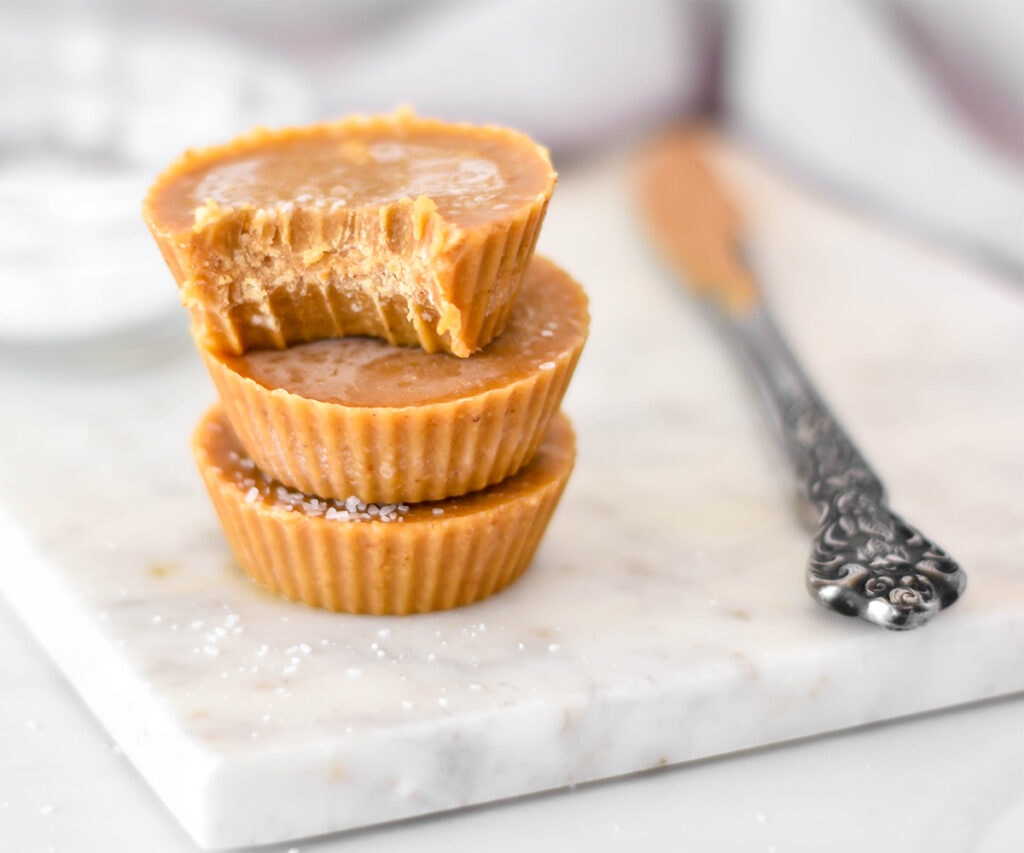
<box><xmin>727</xmin><ymin>304</ymin><xmax>966</xmax><ymax>629</ymax></box>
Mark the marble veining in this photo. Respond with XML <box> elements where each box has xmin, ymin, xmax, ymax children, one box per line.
<box><xmin>1</xmin><ymin>144</ymin><xmax>1022</xmax><ymax>849</ymax></box>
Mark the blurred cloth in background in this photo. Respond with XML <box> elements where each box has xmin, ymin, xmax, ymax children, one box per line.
<box><xmin>146</xmin><ymin>0</ymin><xmax>1024</xmax><ymax>277</ymax></box>
<box><xmin>2</xmin><ymin>0</ymin><xmax>1021</xmax><ymax>345</ymax></box>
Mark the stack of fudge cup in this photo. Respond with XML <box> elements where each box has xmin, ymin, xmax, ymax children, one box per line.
<box><xmin>142</xmin><ymin>112</ymin><xmax>589</xmax><ymax>615</ymax></box>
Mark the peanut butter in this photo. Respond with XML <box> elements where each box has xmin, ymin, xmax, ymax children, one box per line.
<box><xmin>144</xmin><ymin>112</ymin><xmax>557</xmax><ymax>356</ymax></box>
<box><xmin>636</xmin><ymin>127</ymin><xmax>757</xmax><ymax>314</ymax></box>
<box><xmin>225</xmin><ymin>257</ymin><xmax>586</xmax><ymax>407</ymax></box>
<box><xmin>200</xmin><ymin>256</ymin><xmax>589</xmax><ymax>503</ymax></box>
<box><xmin>193</xmin><ymin>406</ymin><xmax>576</xmax><ymax>614</ymax></box>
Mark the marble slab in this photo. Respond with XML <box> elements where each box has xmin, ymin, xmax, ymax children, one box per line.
<box><xmin>1</xmin><ymin>141</ymin><xmax>1022</xmax><ymax>850</ymax></box>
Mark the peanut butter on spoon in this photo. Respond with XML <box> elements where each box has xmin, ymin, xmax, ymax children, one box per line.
<box><xmin>636</xmin><ymin>127</ymin><xmax>757</xmax><ymax>314</ymax></box>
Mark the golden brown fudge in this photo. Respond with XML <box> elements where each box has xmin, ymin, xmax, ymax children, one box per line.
<box><xmin>193</xmin><ymin>406</ymin><xmax>576</xmax><ymax>615</ymax></box>
<box><xmin>199</xmin><ymin>256</ymin><xmax>589</xmax><ymax>503</ymax></box>
<box><xmin>144</xmin><ymin>112</ymin><xmax>557</xmax><ymax>356</ymax></box>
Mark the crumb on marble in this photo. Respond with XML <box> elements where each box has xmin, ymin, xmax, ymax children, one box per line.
<box><xmin>148</xmin><ymin>561</ymin><xmax>179</xmax><ymax>579</ymax></box>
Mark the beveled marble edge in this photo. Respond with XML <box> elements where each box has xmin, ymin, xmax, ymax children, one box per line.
<box><xmin>0</xmin><ymin>507</ymin><xmax>219</xmax><ymax>842</ymax></box>
<box><xmin>5</xmin><ymin>496</ymin><xmax>1023</xmax><ymax>848</ymax></box>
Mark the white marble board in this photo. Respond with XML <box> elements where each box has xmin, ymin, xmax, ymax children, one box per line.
<box><xmin>1</xmin><ymin>141</ymin><xmax>1022</xmax><ymax>850</ymax></box>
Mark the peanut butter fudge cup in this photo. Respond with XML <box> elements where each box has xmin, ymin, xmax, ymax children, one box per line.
<box><xmin>199</xmin><ymin>256</ymin><xmax>588</xmax><ymax>504</ymax></box>
<box><xmin>143</xmin><ymin>111</ymin><xmax>556</xmax><ymax>357</ymax></box>
<box><xmin>193</xmin><ymin>406</ymin><xmax>576</xmax><ymax>615</ymax></box>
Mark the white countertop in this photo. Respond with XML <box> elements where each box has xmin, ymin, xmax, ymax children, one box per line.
<box><xmin>2</xmin><ymin>140</ymin><xmax>1022</xmax><ymax>852</ymax></box>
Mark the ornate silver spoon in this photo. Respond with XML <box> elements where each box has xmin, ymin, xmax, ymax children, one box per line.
<box><xmin>636</xmin><ymin>129</ymin><xmax>966</xmax><ymax>630</ymax></box>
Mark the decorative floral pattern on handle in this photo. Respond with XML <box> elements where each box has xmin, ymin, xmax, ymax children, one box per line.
<box><xmin>730</xmin><ymin>306</ymin><xmax>966</xmax><ymax>630</ymax></box>
<box><xmin>785</xmin><ymin>398</ymin><xmax>965</xmax><ymax>629</ymax></box>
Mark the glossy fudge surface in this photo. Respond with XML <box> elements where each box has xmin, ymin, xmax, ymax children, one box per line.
<box><xmin>144</xmin><ymin>113</ymin><xmax>557</xmax><ymax>356</ymax></box>
<box><xmin>198</xmin><ymin>256</ymin><xmax>589</xmax><ymax>503</ymax></box>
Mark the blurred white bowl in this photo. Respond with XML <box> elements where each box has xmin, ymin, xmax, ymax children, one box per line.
<box><xmin>0</xmin><ymin>10</ymin><xmax>313</xmax><ymax>346</ymax></box>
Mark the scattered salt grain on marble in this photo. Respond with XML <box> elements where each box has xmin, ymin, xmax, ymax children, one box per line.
<box><xmin>548</xmin><ymin>643</ymin><xmax>561</xmax><ymax>652</ymax></box>
<box><xmin>39</xmin><ymin>804</ymin><xmax>55</xmax><ymax>817</ymax></box>
<box><xmin>401</xmin><ymin>700</ymin><xmax>414</xmax><ymax>710</ymax></box>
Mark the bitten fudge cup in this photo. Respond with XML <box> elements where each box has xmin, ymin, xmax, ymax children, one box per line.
<box><xmin>192</xmin><ymin>407</ymin><xmax>577</xmax><ymax>615</ymax></box>
<box><xmin>142</xmin><ymin>111</ymin><xmax>557</xmax><ymax>358</ymax></box>
<box><xmin>198</xmin><ymin>256</ymin><xmax>589</xmax><ymax>505</ymax></box>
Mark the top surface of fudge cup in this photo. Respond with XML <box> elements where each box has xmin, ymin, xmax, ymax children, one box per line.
<box><xmin>143</xmin><ymin>111</ymin><xmax>557</xmax><ymax>357</ymax></box>
<box><xmin>200</xmin><ymin>256</ymin><xmax>589</xmax><ymax>505</ymax></box>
